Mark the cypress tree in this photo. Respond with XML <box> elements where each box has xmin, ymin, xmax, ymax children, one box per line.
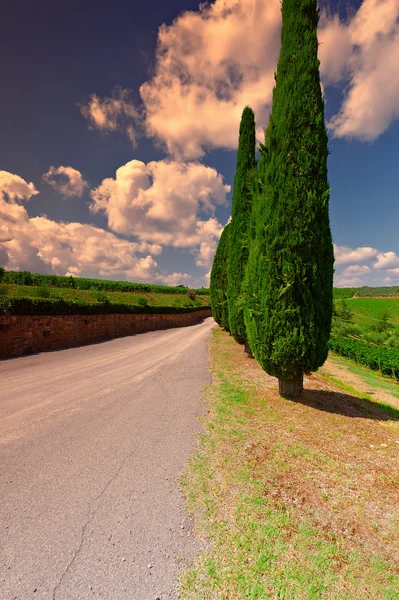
<box><xmin>244</xmin><ymin>0</ymin><xmax>334</xmax><ymax>398</ymax></box>
<box><xmin>210</xmin><ymin>222</ymin><xmax>231</xmax><ymax>331</ymax></box>
<box><xmin>227</xmin><ymin>106</ymin><xmax>256</xmax><ymax>354</ymax></box>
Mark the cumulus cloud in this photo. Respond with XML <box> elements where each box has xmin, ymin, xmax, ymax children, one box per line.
<box><xmin>334</xmin><ymin>245</ymin><xmax>399</xmax><ymax>287</ymax></box>
<box><xmin>139</xmin><ymin>0</ymin><xmax>399</xmax><ymax>158</ymax></box>
<box><xmin>0</xmin><ymin>171</ymin><xmax>188</xmax><ymax>284</ymax></box>
<box><xmin>139</xmin><ymin>0</ymin><xmax>281</xmax><ymax>159</ymax></box>
<box><xmin>342</xmin><ymin>264</ymin><xmax>371</xmax><ymax>276</ymax></box>
<box><xmin>324</xmin><ymin>0</ymin><xmax>399</xmax><ymax>140</ymax></box>
<box><xmin>0</xmin><ymin>170</ymin><xmax>38</xmax><ymax>203</ymax></box>
<box><xmin>90</xmin><ymin>159</ymin><xmax>230</xmax><ymax>268</ymax></box>
<box><xmin>334</xmin><ymin>244</ymin><xmax>379</xmax><ymax>266</ymax></box>
<box><xmin>80</xmin><ymin>86</ymin><xmax>140</xmax><ymax>145</ymax></box>
<box><xmin>374</xmin><ymin>251</ymin><xmax>399</xmax><ymax>270</ymax></box>
<box><xmin>82</xmin><ymin>1</ymin><xmax>399</xmax><ymax>156</ymax></box>
<box><xmin>42</xmin><ymin>165</ymin><xmax>88</xmax><ymax>198</ymax></box>
<box><xmin>334</xmin><ymin>275</ymin><xmax>365</xmax><ymax>288</ymax></box>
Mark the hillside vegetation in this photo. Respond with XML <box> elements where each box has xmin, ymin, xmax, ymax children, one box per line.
<box><xmin>330</xmin><ymin>296</ymin><xmax>399</xmax><ymax>379</ymax></box>
<box><xmin>0</xmin><ymin>268</ymin><xmax>209</xmax><ymax>295</ymax></box>
<box><xmin>334</xmin><ymin>287</ymin><xmax>399</xmax><ymax>299</ymax></box>
<box><xmin>0</xmin><ymin>269</ymin><xmax>210</xmax><ymax>315</ymax></box>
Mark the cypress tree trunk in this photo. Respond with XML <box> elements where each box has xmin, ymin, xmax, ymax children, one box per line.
<box><xmin>227</xmin><ymin>107</ymin><xmax>256</xmax><ymax>347</ymax></box>
<box><xmin>244</xmin><ymin>0</ymin><xmax>334</xmax><ymax>399</ymax></box>
<box><xmin>279</xmin><ymin>375</ymin><xmax>303</xmax><ymax>398</ymax></box>
<box><xmin>244</xmin><ymin>339</ymin><xmax>254</xmax><ymax>358</ymax></box>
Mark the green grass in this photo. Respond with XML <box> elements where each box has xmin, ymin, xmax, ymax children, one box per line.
<box><xmin>346</xmin><ymin>298</ymin><xmax>399</xmax><ymax>322</ymax></box>
<box><xmin>332</xmin><ymin>297</ymin><xmax>399</xmax><ymax>351</ymax></box>
<box><xmin>2</xmin><ymin>283</ymin><xmax>210</xmax><ymax>309</ymax></box>
<box><xmin>179</xmin><ymin>328</ymin><xmax>399</xmax><ymax>599</ymax></box>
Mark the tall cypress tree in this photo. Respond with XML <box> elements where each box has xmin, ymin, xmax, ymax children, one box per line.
<box><xmin>244</xmin><ymin>0</ymin><xmax>334</xmax><ymax>398</ymax></box>
<box><xmin>210</xmin><ymin>222</ymin><xmax>231</xmax><ymax>331</ymax></box>
<box><xmin>227</xmin><ymin>107</ymin><xmax>256</xmax><ymax>353</ymax></box>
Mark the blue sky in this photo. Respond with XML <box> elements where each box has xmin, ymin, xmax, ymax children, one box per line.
<box><xmin>1</xmin><ymin>0</ymin><xmax>398</xmax><ymax>287</ymax></box>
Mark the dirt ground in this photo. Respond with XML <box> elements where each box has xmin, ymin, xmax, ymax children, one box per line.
<box><xmin>223</xmin><ymin>335</ymin><xmax>399</xmax><ymax>568</ymax></box>
<box><xmin>320</xmin><ymin>355</ymin><xmax>399</xmax><ymax>409</ymax></box>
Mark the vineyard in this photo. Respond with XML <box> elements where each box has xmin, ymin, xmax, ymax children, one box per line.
<box><xmin>331</xmin><ymin>295</ymin><xmax>399</xmax><ymax>379</ymax></box>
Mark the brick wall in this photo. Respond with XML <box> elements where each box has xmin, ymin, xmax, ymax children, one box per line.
<box><xmin>0</xmin><ymin>309</ymin><xmax>212</xmax><ymax>359</ymax></box>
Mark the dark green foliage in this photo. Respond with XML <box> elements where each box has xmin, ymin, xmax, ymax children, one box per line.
<box><xmin>136</xmin><ymin>295</ymin><xmax>149</xmax><ymax>307</ymax></box>
<box><xmin>329</xmin><ymin>336</ymin><xmax>399</xmax><ymax>380</ymax></box>
<box><xmin>0</xmin><ymin>269</ymin><xmax>209</xmax><ymax>295</ymax></box>
<box><xmin>210</xmin><ymin>223</ymin><xmax>231</xmax><ymax>330</ymax></box>
<box><xmin>336</xmin><ymin>299</ymin><xmax>354</xmax><ymax>323</ymax></box>
<box><xmin>227</xmin><ymin>107</ymin><xmax>256</xmax><ymax>345</ymax></box>
<box><xmin>3</xmin><ymin>297</ymin><xmax>210</xmax><ymax>316</ymax></box>
<box><xmin>34</xmin><ymin>284</ymin><xmax>52</xmax><ymax>299</ymax></box>
<box><xmin>244</xmin><ymin>0</ymin><xmax>334</xmax><ymax>381</ymax></box>
<box><xmin>96</xmin><ymin>291</ymin><xmax>110</xmax><ymax>304</ymax></box>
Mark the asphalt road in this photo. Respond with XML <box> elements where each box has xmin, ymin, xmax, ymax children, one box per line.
<box><xmin>0</xmin><ymin>317</ymin><xmax>216</xmax><ymax>600</ymax></box>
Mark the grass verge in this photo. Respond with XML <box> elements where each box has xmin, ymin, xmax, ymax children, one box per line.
<box><xmin>179</xmin><ymin>328</ymin><xmax>399</xmax><ymax>599</ymax></box>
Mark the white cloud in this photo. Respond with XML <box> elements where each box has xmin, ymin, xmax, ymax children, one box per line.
<box><xmin>325</xmin><ymin>0</ymin><xmax>399</xmax><ymax>140</ymax></box>
<box><xmin>82</xmin><ymin>1</ymin><xmax>399</xmax><ymax>157</ymax></box>
<box><xmin>139</xmin><ymin>0</ymin><xmax>281</xmax><ymax>159</ymax></box>
<box><xmin>342</xmin><ymin>264</ymin><xmax>371</xmax><ymax>276</ymax></box>
<box><xmin>43</xmin><ymin>166</ymin><xmax>88</xmax><ymax>198</ymax></box>
<box><xmin>334</xmin><ymin>245</ymin><xmax>399</xmax><ymax>288</ymax></box>
<box><xmin>0</xmin><ymin>170</ymin><xmax>38</xmax><ymax>203</ymax></box>
<box><xmin>334</xmin><ymin>244</ymin><xmax>379</xmax><ymax>266</ymax></box>
<box><xmin>80</xmin><ymin>86</ymin><xmax>140</xmax><ymax>145</ymax></box>
<box><xmin>374</xmin><ymin>251</ymin><xmax>399</xmax><ymax>270</ymax></box>
<box><xmin>334</xmin><ymin>275</ymin><xmax>365</xmax><ymax>288</ymax></box>
<box><xmin>90</xmin><ymin>159</ymin><xmax>229</xmax><ymax>268</ymax></box>
<box><xmin>0</xmin><ymin>172</ymin><xmax>189</xmax><ymax>285</ymax></box>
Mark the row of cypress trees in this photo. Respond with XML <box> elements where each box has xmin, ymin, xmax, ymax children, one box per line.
<box><xmin>210</xmin><ymin>0</ymin><xmax>334</xmax><ymax>398</ymax></box>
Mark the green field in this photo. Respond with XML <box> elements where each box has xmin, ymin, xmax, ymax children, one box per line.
<box><xmin>346</xmin><ymin>297</ymin><xmax>399</xmax><ymax>321</ymax></box>
<box><xmin>331</xmin><ymin>297</ymin><xmax>399</xmax><ymax>377</ymax></box>
<box><xmin>333</xmin><ymin>297</ymin><xmax>399</xmax><ymax>347</ymax></box>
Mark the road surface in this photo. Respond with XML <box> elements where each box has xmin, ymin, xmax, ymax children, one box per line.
<box><xmin>0</xmin><ymin>317</ymin><xmax>215</xmax><ymax>599</ymax></box>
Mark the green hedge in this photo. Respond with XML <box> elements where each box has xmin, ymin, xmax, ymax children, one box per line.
<box><xmin>329</xmin><ymin>335</ymin><xmax>399</xmax><ymax>379</ymax></box>
<box><xmin>0</xmin><ymin>296</ymin><xmax>211</xmax><ymax>317</ymax></box>
<box><xmin>0</xmin><ymin>268</ymin><xmax>209</xmax><ymax>295</ymax></box>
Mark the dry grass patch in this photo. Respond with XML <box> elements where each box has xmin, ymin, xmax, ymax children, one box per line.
<box><xmin>179</xmin><ymin>328</ymin><xmax>399</xmax><ymax>599</ymax></box>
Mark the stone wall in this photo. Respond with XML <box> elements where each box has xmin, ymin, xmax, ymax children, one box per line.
<box><xmin>0</xmin><ymin>309</ymin><xmax>212</xmax><ymax>359</ymax></box>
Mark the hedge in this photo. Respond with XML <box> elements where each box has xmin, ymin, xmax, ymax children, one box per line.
<box><xmin>329</xmin><ymin>335</ymin><xmax>399</xmax><ymax>380</ymax></box>
<box><xmin>0</xmin><ymin>269</ymin><xmax>209</xmax><ymax>295</ymax></box>
<box><xmin>0</xmin><ymin>297</ymin><xmax>211</xmax><ymax>317</ymax></box>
